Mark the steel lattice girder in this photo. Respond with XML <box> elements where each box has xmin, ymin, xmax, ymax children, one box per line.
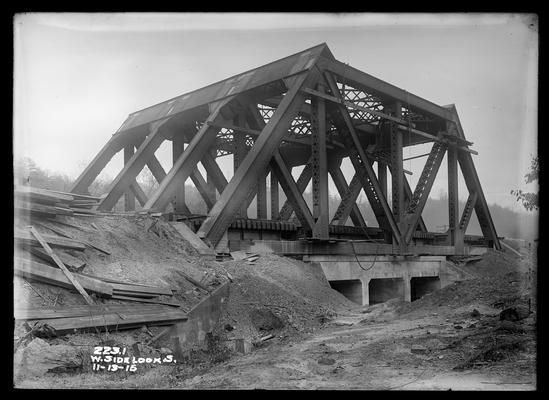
<box><xmin>71</xmin><ymin>43</ymin><xmax>500</xmax><ymax>251</ymax></box>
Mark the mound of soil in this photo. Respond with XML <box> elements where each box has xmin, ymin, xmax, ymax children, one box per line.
<box><xmin>214</xmin><ymin>254</ymin><xmax>356</xmax><ymax>342</ymax></box>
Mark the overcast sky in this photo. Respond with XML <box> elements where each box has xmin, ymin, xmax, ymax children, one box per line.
<box><xmin>13</xmin><ymin>13</ymin><xmax>538</xmax><ymax>211</ymax></box>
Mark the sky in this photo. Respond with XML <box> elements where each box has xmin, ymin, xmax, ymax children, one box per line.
<box><xmin>13</xmin><ymin>13</ymin><xmax>538</xmax><ymax>211</ymax></box>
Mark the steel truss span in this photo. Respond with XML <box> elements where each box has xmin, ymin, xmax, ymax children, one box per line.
<box><xmin>71</xmin><ymin>43</ymin><xmax>500</xmax><ymax>255</ymax></box>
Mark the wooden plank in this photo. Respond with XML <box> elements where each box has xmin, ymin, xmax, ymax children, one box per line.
<box><xmin>110</xmin><ymin>295</ymin><xmax>183</xmax><ymax>308</ymax></box>
<box><xmin>29</xmin><ymin>227</ymin><xmax>93</xmax><ymax>304</ymax></box>
<box><xmin>14</xmin><ymin>186</ymin><xmax>74</xmax><ymax>203</ymax></box>
<box><xmin>109</xmin><ymin>283</ymin><xmax>173</xmax><ymax>296</ymax></box>
<box><xmin>15</xmin><ymin>202</ymin><xmax>59</xmax><ymax>218</ymax></box>
<box><xmin>35</xmin><ymin>222</ymin><xmax>71</xmax><ymax>238</ymax></box>
<box><xmin>49</xmin><ymin>189</ymin><xmax>102</xmax><ymax>201</ymax></box>
<box><xmin>111</xmin><ymin>290</ymin><xmax>159</xmax><ymax>299</ymax></box>
<box><xmin>15</xmin><ymin>304</ymin><xmax>170</xmax><ymax>320</ymax></box>
<box><xmin>29</xmin><ymin>247</ymin><xmax>86</xmax><ymax>271</ymax></box>
<box><xmin>53</xmin><ymin>206</ymin><xmax>75</xmax><ymax>216</ymax></box>
<box><xmin>67</xmin><ymin>207</ymin><xmax>96</xmax><ymax>215</ymax></box>
<box><xmin>32</xmin><ymin>310</ymin><xmax>187</xmax><ymax>334</ymax></box>
<box><xmin>14</xmin><ymin>258</ymin><xmax>113</xmax><ymax>297</ymax></box>
<box><xmin>47</xmin><ymin>218</ymin><xmax>85</xmax><ymax>231</ymax></box>
<box><xmin>81</xmin><ymin>240</ymin><xmax>111</xmax><ymax>255</ymax></box>
<box><xmin>14</xmin><ymin>230</ymin><xmax>87</xmax><ymax>251</ymax></box>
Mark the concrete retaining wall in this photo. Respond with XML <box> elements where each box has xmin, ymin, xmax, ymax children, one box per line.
<box><xmin>169</xmin><ymin>282</ymin><xmax>230</xmax><ymax>351</ymax></box>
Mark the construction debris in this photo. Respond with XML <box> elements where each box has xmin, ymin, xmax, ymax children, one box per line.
<box><xmin>21</xmin><ymin>304</ymin><xmax>187</xmax><ymax>335</ymax></box>
<box><xmin>15</xmin><ymin>186</ymin><xmax>102</xmax><ymax>217</ymax></box>
<box><xmin>29</xmin><ymin>226</ymin><xmax>95</xmax><ymax>305</ymax></box>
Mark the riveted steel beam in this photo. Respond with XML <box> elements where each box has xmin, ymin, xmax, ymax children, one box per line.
<box><xmin>310</xmin><ymin>83</ymin><xmax>329</xmax><ymax>239</ymax></box>
<box><xmin>129</xmin><ymin>181</ymin><xmax>148</xmax><ymax>207</ymax></box>
<box><xmin>447</xmin><ymin>144</ymin><xmax>460</xmax><ymax>246</ymax></box>
<box><xmin>324</xmin><ymin>71</ymin><xmax>402</xmax><ymax>245</ymax></box>
<box><xmin>450</xmin><ymin>118</ymin><xmax>500</xmax><ymax>249</ymax></box>
<box><xmin>144</xmin><ymin>96</ymin><xmax>235</xmax><ymax>211</ymax></box>
<box><xmin>331</xmin><ymin>173</ymin><xmax>362</xmax><ymax>226</ymax></box>
<box><xmin>278</xmin><ymin>162</ymin><xmax>312</xmax><ymax>221</ymax></box>
<box><xmin>197</xmin><ymin>70</ymin><xmax>320</xmax><ymax>246</ymax></box>
<box><xmin>270</xmin><ymin>170</ymin><xmax>280</xmax><ymax>220</ymax></box>
<box><xmin>98</xmin><ymin>119</ymin><xmax>171</xmax><ymax>211</ymax></box>
<box><xmin>403</xmin><ymin>142</ymin><xmax>447</xmax><ymax>243</ymax></box>
<box><xmin>269</xmin><ymin>151</ymin><xmax>314</xmax><ymax>230</ymax></box>
<box><xmin>70</xmin><ymin>135</ymin><xmax>126</xmax><ymax>195</ymax></box>
<box><xmin>123</xmin><ymin>145</ymin><xmax>136</xmax><ymax>211</ymax></box>
<box><xmin>328</xmin><ymin>163</ymin><xmax>367</xmax><ymax>228</ymax></box>
<box><xmin>459</xmin><ymin>191</ymin><xmax>478</xmax><ymax>233</ymax></box>
<box><xmin>172</xmin><ymin>133</ymin><xmax>187</xmax><ymax>213</ymax></box>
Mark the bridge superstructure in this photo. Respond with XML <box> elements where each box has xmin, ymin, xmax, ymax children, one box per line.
<box><xmin>71</xmin><ymin>43</ymin><xmax>500</xmax><ymax>258</ymax></box>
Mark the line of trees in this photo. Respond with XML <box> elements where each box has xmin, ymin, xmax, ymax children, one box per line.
<box><xmin>14</xmin><ymin>156</ymin><xmax>538</xmax><ymax>240</ymax></box>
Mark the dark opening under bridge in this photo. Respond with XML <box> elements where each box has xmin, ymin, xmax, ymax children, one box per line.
<box><xmin>70</xmin><ymin>43</ymin><xmax>500</xmax><ymax>261</ymax></box>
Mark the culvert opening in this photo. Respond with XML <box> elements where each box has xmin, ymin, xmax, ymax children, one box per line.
<box><xmin>368</xmin><ymin>278</ymin><xmax>404</xmax><ymax>305</ymax></box>
<box><xmin>411</xmin><ymin>276</ymin><xmax>441</xmax><ymax>301</ymax></box>
<box><xmin>329</xmin><ymin>279</ymin><xmax>363</xmax><ymax>305</ymax></box>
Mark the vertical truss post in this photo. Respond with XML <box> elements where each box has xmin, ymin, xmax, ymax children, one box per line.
<box><xmin>311</xmin><ymin>83</ymin><xmax>329</xmax><ymax>239</ymax></box>
<box><xmin>378</xmin><ymin>162</ymin><xmax>388</xmax><ymax>198</ymax></box>
<box><xmin>377</xmin><ymin>161</ymin><xmax>392</xmax><ymax>241</ymax></box>
<box><xmin>257</xmin><ymin>174</ymin><xmax>268</xmax><ymax>219</ymax></box>
<box><xmin>447</xmin><ymin>144</ymin><xmax>461</xmax><ymax>249</ymax></box>
<box><xmin>205</xmin><ymin>149</ymin><xmax>217</xmax><ymax>212</ymax></box>
<box><xmin>172</xmin><ymin>133</ymin><xmax>187</xmax><ymax>214</ymax></box>
<box><xmin>389</xmin><ymin>102</ymin><xmax>404</xmax><ymax>227</ymax></box>
<box><xmin>233</xmin><ymin>113</ymin><xmax>249</xmax><ymax>218</ymax></box>
<box><xmin>123</xmin><ymin>144</ymin><xmax>136</xmax><ymax>211</ymax></box>
<box><xmin>270</xmin><ymin>171</ymin><xmax>280</xmax><ymax>220</ymax></box>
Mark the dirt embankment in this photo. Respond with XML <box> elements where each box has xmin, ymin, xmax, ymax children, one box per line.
<box><xmin>14</xmin><ymin>215</ymin><xmax>356</xmax><ymax>388</ymax></box>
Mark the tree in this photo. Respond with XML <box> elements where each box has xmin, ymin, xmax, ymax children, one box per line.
<box><xmin>511</xmin><ymin>155</ymin><xmax>539</xmax><ymax>211</ymax></box>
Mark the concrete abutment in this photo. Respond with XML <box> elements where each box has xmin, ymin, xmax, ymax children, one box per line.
<box><xmin>308</xmin><ymin>255</ymin><xmax>460</xmax><ymax>306</ymax></box>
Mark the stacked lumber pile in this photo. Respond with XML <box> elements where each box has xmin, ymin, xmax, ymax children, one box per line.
<box><xmin>15</xmin><ymin>304</ymin><xmax>187</xmax><ymax>335</ymax></box>
<box><xmin>14</xmin><ymin>258</ymin><xmax>181</xmax><ymax>307</ymax></box>
<box><xmin>15</xmin><ymin>186</ymin><xmax>102</xmax><ymax>218</ymax></box>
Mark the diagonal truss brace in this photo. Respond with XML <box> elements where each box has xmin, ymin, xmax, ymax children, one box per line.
<box><xmin>269</xmin><ymin>151</ymin><xmax>314</xmax><ymax>230</ymax></box>
<box><xmin>279</xmin><ymin>161</ymin><xmax>313</xmax><ymax>221</ymax></box>
<box><xmin>402</xmin><ymin>141</ymin><xmax>447</xmax><ymax>243</ymax></box>
<box><xmin>197</xmin><ymin>69</ymin><xmax>321</xmax><ymax>246</ymax></box>
<box><xmin>328</xmin><ymin>164</ymin><xmax>367</xmax><ymax>227</ymax></box>
<box><xmin>98</xmin><ymin>119</ymin><xmax>171</xmax><ymax>211</ymax></box>
<box><xmin>144</xmin><ymin>96</ymin><xmax>235</xmax><ymax>211</ymax></box>
<box><xmin>245</xmin><ymin>103</ymin><xmax>313</xmax><ymax>228</ymax></box>
<box><xmin>323</xmin><ymin>71</ymin><xmax>402</xmax><ymax>245</ymax></box>
<box><xmin>459</xmin><ymin>191</ymin><xmax>478</xmax><ymax>233</ymax></box>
